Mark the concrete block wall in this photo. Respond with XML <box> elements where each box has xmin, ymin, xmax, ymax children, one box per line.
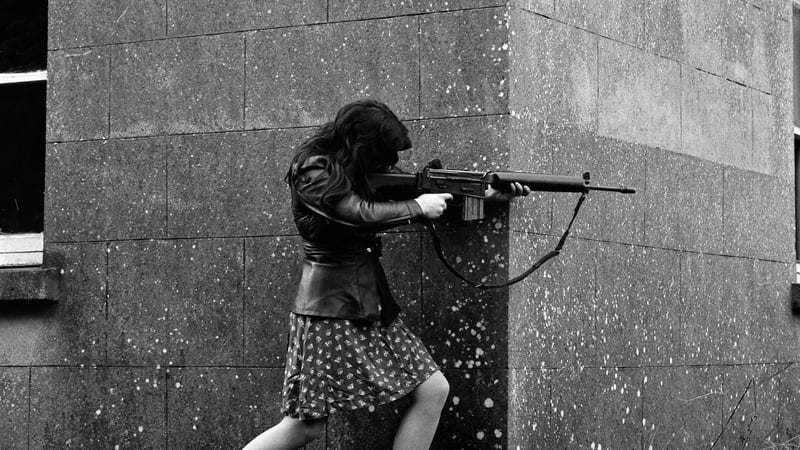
<box><xmin>2</xmin><ymin>0</ymin><xmax>798</xmax><ymax>448</ymax></box>
<box><xmin>3</xmin><ymin>1</ymin><xmax>515</xmax><ymax>448</ymax></box>
<box><xmin>508</xmin><ymin>0</ymin><xmax>800</xmax><ymax>448</ymax></box>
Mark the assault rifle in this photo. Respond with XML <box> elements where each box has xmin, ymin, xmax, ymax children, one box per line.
<box><xmin>371</xmin><ymin>159</ymin><xmax>635</xmax><ymax>220</ymax></box>
<box><xmin>370</xmin><ymin>159</ymin><xmax>636</xmax><ymax>289</ymax></box>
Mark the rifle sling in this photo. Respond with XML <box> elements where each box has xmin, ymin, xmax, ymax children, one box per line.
<box><xmin>296</xmin><ymin>189</ymin><xmax>588</xmax><ymax>290</ymax></box>
<box><xmin>425</xmin><ymin>192</ymin><xmax>587</xmax><ymax>289</ymax></box>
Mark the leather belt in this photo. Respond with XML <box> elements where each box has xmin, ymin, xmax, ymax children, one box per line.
<box><xmin>302</xmin><ymin>237</ymin><xmax>382</xmax><ymax>259</ymax></box>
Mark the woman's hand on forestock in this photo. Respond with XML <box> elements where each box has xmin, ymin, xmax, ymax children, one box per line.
<box><xmin>414</xmin><ymin>193</ymin><xmax>453</xmax><ymax>219</ymax></box>
<box><xmin>484</xmin><ymin>182</ymin><xmax>531</xmax><ymax>202</ymax></box>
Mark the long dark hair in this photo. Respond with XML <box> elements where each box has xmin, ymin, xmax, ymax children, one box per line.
<box><xmin>286</xmin><ymin>99</ymin><xmax>411</xmax><ymax>208</ymax></box>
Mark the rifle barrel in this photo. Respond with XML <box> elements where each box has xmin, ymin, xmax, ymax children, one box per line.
<box><xmin>491</xmin><ymin>171</ymin><xmax>635</xmax><ymax>194</ymax></box>
<box><xmin>588</xmin><ymin>185</ymin><xmax>636</xmax><ymax>194</ymax></box>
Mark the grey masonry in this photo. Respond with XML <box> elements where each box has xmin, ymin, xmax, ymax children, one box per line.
<box><xmin>1</xmin><ymin>0</ymin><xmax>798</xmax><ymax>448</ymax></box>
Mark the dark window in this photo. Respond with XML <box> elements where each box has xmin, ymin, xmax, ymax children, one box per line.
<box><xmin>0</xmin><ymin>1</ymin><xmax>47</xmax><ymax>72</ymax></box>
<box><xmin>0</xmin><ymin>1</ymin><xmax>47</xmax><ymax>235</ymax></box>
<box><xmin>0</xmin><ymin>81</ymin><xmax>46</xmax><ymax>233</ymax></box>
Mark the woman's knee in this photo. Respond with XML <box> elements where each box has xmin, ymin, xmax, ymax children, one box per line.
<box><xmin>416</xmin><ymin>371</ymin><xmax>450</xmax><ymax>407</ymax></box>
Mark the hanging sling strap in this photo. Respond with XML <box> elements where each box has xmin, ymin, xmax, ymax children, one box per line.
<box><xmin>425</xmin><ymin>192</ymin><xmax>586</xmax><ymax>289</ymax></box>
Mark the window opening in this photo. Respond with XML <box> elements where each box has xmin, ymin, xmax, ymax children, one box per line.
<box><xmin>0</xmin><ymin>1</ymin><xmax>47</xmax><ymax>267</ymax></box>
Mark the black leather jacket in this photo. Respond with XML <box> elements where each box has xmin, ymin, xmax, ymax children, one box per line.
<box><xmin>290</xmin><ymin>155</ymin><xmax>423</xmax><ymax>324</ymax></box>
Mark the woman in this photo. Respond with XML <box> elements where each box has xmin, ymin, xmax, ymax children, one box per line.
<box><xmin>244</xmin><ymin>100</ymin><xmax>528</xmax><ymax>450</ymax></box>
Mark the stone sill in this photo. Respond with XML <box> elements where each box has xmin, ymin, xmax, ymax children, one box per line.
<box><xmin>0</xmin><ymin>267</ymin><xmax>61</xmax><ymax>302</ymax></box>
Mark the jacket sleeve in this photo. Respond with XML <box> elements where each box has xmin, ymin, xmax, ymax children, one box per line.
<box><xmin>294</xmin><ymin>156</ymin><xmax>424</xmax><ymax>225</ymax></box>
<box><xmin>332</xmin><ymin>191</ymin><xmax>423</xmax><ymax>224</ymax></box>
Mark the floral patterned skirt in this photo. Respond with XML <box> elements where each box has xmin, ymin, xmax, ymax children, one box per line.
<box><xmin>281</xmin><ymin>312</ymin><xmax>440</xmax><ymax>420</ymax></box>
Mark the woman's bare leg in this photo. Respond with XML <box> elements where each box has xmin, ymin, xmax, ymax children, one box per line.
<box><xmin>243</xmin><ymin>416</ymin><xmax>326</xmax><ymax>450</ymax></box>
<box><xmin>393</xmin><ymin>371</ymin><xmax>450</xmax><ymax>450</ymax></box>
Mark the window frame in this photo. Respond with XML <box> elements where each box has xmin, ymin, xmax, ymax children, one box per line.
<box><xmin>0</xmin><ymin>69</ymin><xmax>47</xmax><ymax>267</ymax></box>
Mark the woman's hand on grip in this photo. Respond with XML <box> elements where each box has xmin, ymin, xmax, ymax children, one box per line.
<box><xmin>414</xmin><ymin>193</ymin><xmax>453</xmax><ymax>219</ymax></box>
